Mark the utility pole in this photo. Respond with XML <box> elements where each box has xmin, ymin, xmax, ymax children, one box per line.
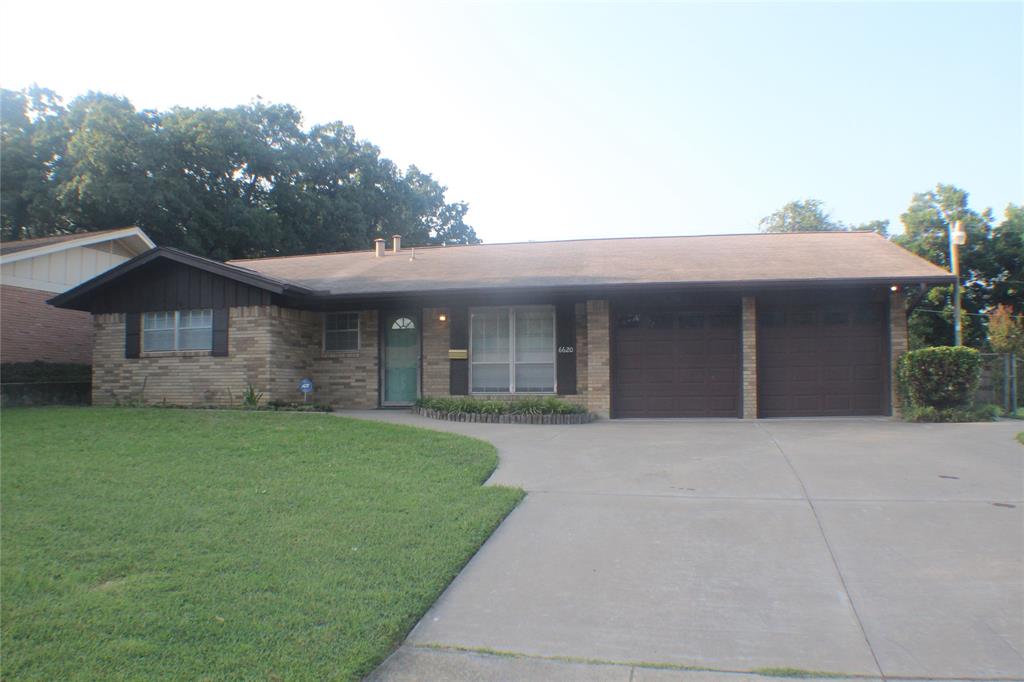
<box><xmin>948</xmin><ymin>219</ymin><xmax>966</xmax><ymax>346</ymax></box>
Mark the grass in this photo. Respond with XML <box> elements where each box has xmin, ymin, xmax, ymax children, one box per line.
<box><xmin>1017</xmin><ymin>432</ymin><xmax>1024</xmax><ymax>445</ymax></box>
<box><xmin>1</xmin><ymin>408</ymin><xmax>523</xmax><ymax>680</ymax></box>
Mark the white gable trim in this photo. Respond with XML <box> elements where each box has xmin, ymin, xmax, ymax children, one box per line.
<box><xmin>0</xmin><ymin>227</ymin><xmax>155</xmax><ymax>266</ymax></box>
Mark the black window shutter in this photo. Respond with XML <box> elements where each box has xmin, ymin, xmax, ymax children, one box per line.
<box><xmin>125</xmin><ymin>312</ymin><xmax>141</xmax><ymax>359</ymax></box>
<box><xmin>212</xmin><ymin>308</ymin><xmax>229</xmax><ymax>356</ymax></box>
<box><xmin>449</xmin><ymin>305</ymin><xmax>469</xmax><ymax>395</ymax></box>
<box><xmin>555</xmin><ymin>302</ymin><xmax>577</xmax><ymax>395</ymax></box>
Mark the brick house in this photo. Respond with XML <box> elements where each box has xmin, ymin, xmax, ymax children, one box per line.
<box><xmin>1</xmin><ymin>228</ymin><xmax>155</xmax><ymax>364</ymax></box>
<box><xmin>49</xmin><ymin>232</ymin><xmax>952</xmax><ymax>418</ymax></box>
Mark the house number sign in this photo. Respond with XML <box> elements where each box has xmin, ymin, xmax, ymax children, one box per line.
<box><xmin>557</xmin><ymin>346</ymin><xmax>575</xmax><ymax>354</ymax></box>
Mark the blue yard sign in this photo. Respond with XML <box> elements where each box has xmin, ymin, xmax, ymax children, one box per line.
<box><xmin>299</xmin><ymin>378</ymin><xmax>314</xmax><ymax>402</ymax></box>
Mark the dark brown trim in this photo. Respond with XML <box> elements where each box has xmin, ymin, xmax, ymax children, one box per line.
<box><xmin>124</xmin><ymin>312</ymin><xmax>141</xmax><ymax>359</ymax></box>
<box><xmin>48</xmin><ymin>246</ymin><xmax>317</xmax><ymax>311</ymax></box>
<box><xmin>211</xmin><ymin>308</ymin><xmax>229</xmax><ymax>357</ymax></box>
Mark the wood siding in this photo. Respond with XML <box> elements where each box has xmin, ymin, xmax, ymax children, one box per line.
<box><xmin>84</xmin><ymin>260</ymin><xmax>273</xmax><ymax>314</ymax></box>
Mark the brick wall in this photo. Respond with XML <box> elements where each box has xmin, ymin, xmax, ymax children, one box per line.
<box><xmin>1</xmin><ymin>285</ymin><xmax>93</xmax><ymax>364</ymax></box>
<box><xmin>269</xmin><ymin>308</ymin><xmax>379</xmax><ymax>409</ymax></box>
<box><xmin>585</xmin><ymin>299</ymin><xmax>610</xmax><ymax>416</ymax></box>
<box><xmin>741</xmin><ymin>295</ymin><xmax>758</xmax><ymax>419</ymax></box>
<box><xmin>314</xmin><ymin>310</ymin><xmax>379</xmax><ymax>409</ymax></box>
<box><xmin>889</xmin><ymin>289</ymin><xmax>908</xmax><ymax>415</ymax></box>
<box><xmin>91</xmin><ymin>305</ymin><xmax>380</xmax><ymax>408</ymax></box>
<box><xmin>421</xmin><ymin>308</ymin><xmax>450</xmax><ymax>397</ymax></box>
<box><xmin>92</xmin><ymin>306</ymin><xmax>274</xmax><ymax>406</ymax></box>
<box><xmin>575</xmin><ymin>302</ymin><xmax>588</xmax><ymax>397</ymax></box>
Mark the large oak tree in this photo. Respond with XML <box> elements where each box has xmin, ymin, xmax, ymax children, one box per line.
<box><xmin>0</xmin><ymin>87</ymin><xmax>478</xmax><ymax>259</ymax></box>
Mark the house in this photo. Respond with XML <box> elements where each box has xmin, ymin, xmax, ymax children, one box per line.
<box><xmin>48</xmin><ymin>232</ymin><xmax>953</xmax><ymax>418</ymax></box>
<box><xmin>2</xmin><ymin>227</ymin><xmax>155</xmax><ymax>364</ymax></box>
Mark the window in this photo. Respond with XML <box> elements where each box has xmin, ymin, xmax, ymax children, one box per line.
<box><xmin>325</xmin><ymin>312</ymin><xmax>360</xmax><ymax>351</ymax></box>
<box><xmin>470</xmin><ymin>306</ymin><xmax>555</xmax><ymax>393</ymax></box>
<box><xmin>391</xmin><ymin>317</ymin><xmax>415</xmax><ymax>330</ymax></box>
<box><xmin>143</xmin><ymin>309</ymin><xmax>212</xmax><ymax>352</ymax></box>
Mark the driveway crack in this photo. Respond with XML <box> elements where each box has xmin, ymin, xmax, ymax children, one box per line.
<box><xmin>757</xmin><ymin>422</ymin><xmax>887</xmax><ymax>680</ymax></box>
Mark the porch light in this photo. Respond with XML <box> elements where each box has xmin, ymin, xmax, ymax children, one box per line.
<box><xmin>438</xmin><ymin>311</ymin><xmax>447</xmax><ymax>322</ymax></box>
<box><xmin>890</xmin><ymin>285</ymin><xmax>899</xmax><ymax>292</ymax></box>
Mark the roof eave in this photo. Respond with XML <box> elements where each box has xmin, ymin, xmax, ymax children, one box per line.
<box><xmin>1</xmin><ymin>227</ymin><xmax>156</xmax><ymax>264</ymax></box>
<box><xmin>281</xmin><ymin>274</ymin><xmax>956</xmax><ymax>304</ymax></box>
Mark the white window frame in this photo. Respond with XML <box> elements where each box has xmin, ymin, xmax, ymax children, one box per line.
<box><xmin>323</xmin><ymin>312</ymin><xmax>361</xmax><ymax>352</ymax></box>
<box><xmin>142</xmin><ymin>309</ymin><xmax>213</xmax><ymax>352</ymax></box>
<box><xmin>469</xmin><ymin>305</ymin><xmax>557</xmax><ymax>394</ymax></box>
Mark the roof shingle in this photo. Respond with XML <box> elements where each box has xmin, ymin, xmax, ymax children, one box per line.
<box><xmin>227</xmin><ymin>232</ymin><xmax>952</xmax><ymax>297</ymax></box>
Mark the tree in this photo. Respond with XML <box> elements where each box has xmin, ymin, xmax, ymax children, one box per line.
<box><xmin>988</xmin><ymin>304</ymin><xmax>1024</xmax><ymax>355</ymax></box>
<box><xmin>891</xmin><ymin>184</ymin><xmax>1018</xmax><ymax>348</ymax></box>
<box><xmin>0</xmin><ymin>87</ymin><xmax>480</xmax><ymax>259</ymax></box>
<box><xmin>759</xmin><ymin>199</ymin><xmax>888</xmax><ymax>235</ymax></box>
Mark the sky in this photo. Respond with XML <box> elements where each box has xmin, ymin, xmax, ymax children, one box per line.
<box><xmin>0</xmin><ymin>1</ymin><xmax>1020</xmax><ymax>243</ymax></box>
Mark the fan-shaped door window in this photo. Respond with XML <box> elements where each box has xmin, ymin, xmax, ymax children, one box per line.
<box><xmin>391</xmin><ymin>317</ymin><xmax>416</xmax><ymax>330</ymax></box>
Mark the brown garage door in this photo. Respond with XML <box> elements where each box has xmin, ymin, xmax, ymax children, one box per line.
<box><xmin>757</xmin><ymin>301</ymin><xmax>888</xmax><ymax>417</ymax></box>
<box><xmin>612</xmin><ymin>306</ymin><xmax>741</xmax><ymax>418</ymax></box>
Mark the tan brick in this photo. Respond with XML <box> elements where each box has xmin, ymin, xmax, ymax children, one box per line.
<box><xmin>585</xmin><ymin>299</ymin><xmax>610</xmax><ymax>416</ymax></box>
<box><xmin>741</xmin><ymin>295</ymin><xmax>758</xmax><ymax>419</ymax></box>
<box><xmin>421</xmin><ymin>308</ymin><xmax>450</xmax><ymax>397</ymax></box>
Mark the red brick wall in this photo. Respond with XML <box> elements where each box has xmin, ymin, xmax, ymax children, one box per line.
<box><xmin>1</xmin><ymin>285</ymin><xmax>93</xmax><ymax>364</ymax></box>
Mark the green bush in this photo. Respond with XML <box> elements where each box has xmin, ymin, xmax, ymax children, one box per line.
<box><xmin>896</xmin><ymin>346</ymin><xmax>982</xmax><ymax>409</ymax></box>
<box><xmin>415</xmin><ymin>396</ymin><xmax>586</xmax><ymax>415</ymax></box>
<box><xmin>1</xmin><ymin>361</ymin><xmax>91</xmax><ymax>384</ymax></box>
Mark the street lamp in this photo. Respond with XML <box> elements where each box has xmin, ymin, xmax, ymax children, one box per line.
<box><xmin>949</xmin><ymin>220</ymin><xmax>966</xmax><ymax>346</ymax></box>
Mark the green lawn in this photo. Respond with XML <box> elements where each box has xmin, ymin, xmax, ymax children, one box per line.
<box><xmin>1</xmin><ymin>408</ymin><xmax>523</xmax><ymax>680</ymax></box>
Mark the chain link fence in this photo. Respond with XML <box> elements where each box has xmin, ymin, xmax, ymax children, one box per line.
<box><xmin>977</xmin><ymin>353</ymin><xmax>1021</xmax><ymax>415</ymax></box>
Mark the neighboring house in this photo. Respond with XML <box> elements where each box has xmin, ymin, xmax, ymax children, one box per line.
<box><xmin>49</xmin><ymin>232</ymin><xmax>953</xmax><ymax>418</ymax></box>
<box><xmin>1</xmin><ymin>228</ymin><xmax>155</xmax><ymax>364</ymax></box>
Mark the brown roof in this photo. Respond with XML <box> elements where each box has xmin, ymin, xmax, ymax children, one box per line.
<box><xmin>0</xmin><ymin>227</ymin><xmax>150</xmax><ymax>256</ymax></box>
<box><xmin>227</xmin><ymin>232</ymin><xmax>952</xmax><ymax>297</ymax></box>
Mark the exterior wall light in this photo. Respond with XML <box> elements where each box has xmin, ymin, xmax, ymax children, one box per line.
<box><xmin>890</xmin><ymin>285</ymin><xmax>899</xmax><ymax>292</ymax></box>
<box><xmin>438</xmin><ymin>312</ymin><xmax>447</xmax><ymax>322</ymax></box>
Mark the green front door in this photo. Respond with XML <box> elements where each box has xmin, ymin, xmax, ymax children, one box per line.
<box><xmin>383</xmin><ymin>314</ymin><xmax>419</xmax><ymax>405</ymax></box>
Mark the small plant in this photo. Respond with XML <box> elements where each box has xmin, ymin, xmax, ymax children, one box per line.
<box><xmin>241</xmin><ymin>384</ymin><xmax>265</xmax><ymax>409</ymax></box>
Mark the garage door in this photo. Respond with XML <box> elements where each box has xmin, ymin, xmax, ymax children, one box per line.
<box><xmin>612</xmin><ymin>306</ymin><xmax>740</xmax><ymax>418</ymax></box>
<box><xmin>757</xmin><ymin>301</ymin><xmax>887</xmax><ymax>417</ymax></box>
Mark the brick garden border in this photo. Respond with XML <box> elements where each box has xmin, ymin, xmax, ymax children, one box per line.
<box><xmin>412</xmin><ymin>406</ymin><xmax>596</xmax><ymax>425</ymax></box>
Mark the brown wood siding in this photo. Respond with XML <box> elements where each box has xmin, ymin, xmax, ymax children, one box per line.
<box><xmin>85</xmin><ymin>260</ymin><xmax>272</xmax><ymax>314</ymax></box>
<box><xmin>611</xmin><ymin>303</ymin><xmax>741</xmax><ymax>418</ymax></box>
<box><xmin>757</xmin><ymin>300</ymin><xmax>888</xmax><ymax>417</ymax></box>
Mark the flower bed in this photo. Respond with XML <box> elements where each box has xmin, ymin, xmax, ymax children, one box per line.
<box><xmin>412</xmin><ymin>406</ymin><xmax>595</xmax><ymax>424</ymax></box>
<box><xmin>413</xmin><ymin>396</ymin><xmax>595</xmax><ymax>424</ymax></box>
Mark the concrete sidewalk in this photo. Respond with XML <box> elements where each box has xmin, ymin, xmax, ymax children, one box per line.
<box><xmin>347</xmin><ymin>412</ymin><xmax>1024</xmax><ymax>680</ymax></box>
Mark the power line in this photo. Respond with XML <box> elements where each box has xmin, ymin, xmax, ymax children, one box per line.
<box><xmin>914</xmin><ymin>308</ymin><xmax>1024</xmax><ymax>321</ymax></box>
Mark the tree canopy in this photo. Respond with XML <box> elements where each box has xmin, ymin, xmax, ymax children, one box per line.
<box><xmin>893</xmin><ymin>184</ymin><xmax>1022</xmax><ymax>348</ymax></box>
<box><xmin>0</xmin><ymin>86</ymin><xmax>478</xmax><ymax>260</ymax></box>
<box><xmin>758</xmin><ymin>199</ymin><xmax>889</xmax><ymax>235</ymax></box>
<box><xmin>760</xmin><ymin>187</ymin><xmax>1023</xmax><ymax>349</ymax></box>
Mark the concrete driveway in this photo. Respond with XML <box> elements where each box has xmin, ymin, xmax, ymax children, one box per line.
<box><xmin>354</xmin><ymin>412</ymin><xmax>1024</xmax><ymax>681</ymax></box>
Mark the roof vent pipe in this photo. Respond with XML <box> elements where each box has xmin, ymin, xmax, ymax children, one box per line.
<box><xmin>392</xmin><ymin>235</ymin><xmax>401</xmax><ymax>253</ymax></box>
<box><xmin>374</xmin><ymin>238</ymin><xmax>386</xmax><ymax>258</ymax></box>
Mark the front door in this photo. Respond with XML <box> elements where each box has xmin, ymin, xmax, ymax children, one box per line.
<box><xmin>383</xmin><ymin>313</ymin><xmax>420</xmax><ymax>405</ymax></box>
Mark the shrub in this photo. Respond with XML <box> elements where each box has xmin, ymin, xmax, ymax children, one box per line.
<box><xmin>896</xmin><ymin>346</ymin><xmax>982</xmax><ymax>409</ymax></box>
<box><xmin>415</xmin><ymin>396</ymin><xmax>586</xmax><ymax>415</ymax></box>
<box><xmin>901</xmin><ymin>404</ymin><xmax>1000</xmax><ymax>423</ymax></box>
<box><xmin>1</xmin><ymin>361</ymin><xmax>91</xmax><ymax>384</ymax></box>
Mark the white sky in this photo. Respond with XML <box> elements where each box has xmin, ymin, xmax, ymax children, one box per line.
<box><xmin>1</xmin><ymin>0</ymin><xmax>1021</xmax><ymax>243</ymax></box>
